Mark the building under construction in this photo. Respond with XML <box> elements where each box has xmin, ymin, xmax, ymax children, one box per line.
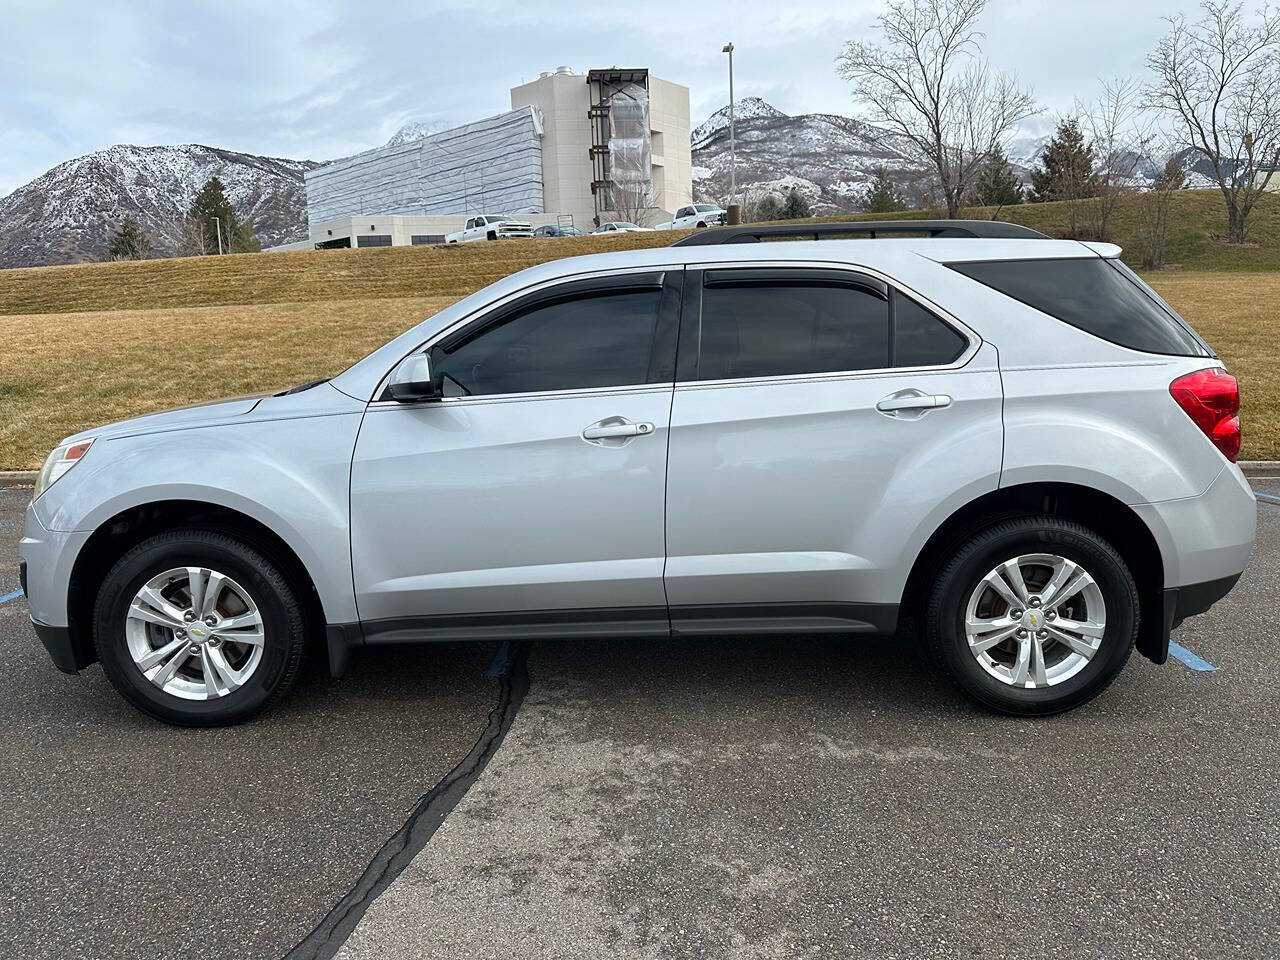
<box><xmin>300</xmin><ymin>66</ymin><xmax>692</xmax><ymax>249</ymax></box>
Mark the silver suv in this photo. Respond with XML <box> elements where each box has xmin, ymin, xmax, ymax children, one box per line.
<box><xmin>19</xmin><ymin>222</ymin><xmax>1256</xmax><ymax>725</ymax></box>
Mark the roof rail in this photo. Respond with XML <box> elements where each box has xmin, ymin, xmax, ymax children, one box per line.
<box><xmin>670</xmin><ymin>219</ymin><xmax>1050</xmax><ymax>247</ymax></box>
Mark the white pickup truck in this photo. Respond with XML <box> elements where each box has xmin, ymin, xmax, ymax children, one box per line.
<box><xmin>655</xmin><ymin>203</ymin><xmax>728</xmax><ymax>230</ymax></box>
<box><xmin>445</xmin><ymin>214</ymin><xmax>534</xmax><ymax>244</ymax></box>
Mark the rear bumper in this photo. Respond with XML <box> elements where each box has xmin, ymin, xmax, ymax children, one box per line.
<box><xmin>1168</xmin><ymin>572</ymin><xmax>1242</xmax><ymax>629</ymax></box>
<box><xmin>1141</xmin><ymin>573</ymin><xmax>1243</xmax><ymax>666</ymax></box>
<box><xmin>1132</xmin><ymin>463</ymin><xmax>1257</xmax><ymax>590</ymax></box>
<box><xmin>1131</xmin><ymin>464</ymin><xmax>1255</xmax><ymax>664</ymax></box>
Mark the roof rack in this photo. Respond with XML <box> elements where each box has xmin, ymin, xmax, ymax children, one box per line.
<box><xmin>670</xmin><ymin>219</ymin><xmax>1050</xmax><ymax>247</ymax></box>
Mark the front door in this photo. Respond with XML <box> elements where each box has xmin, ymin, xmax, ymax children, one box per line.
<box><xmin>350</xmin><ymin>270</ymin><xmax>683</xmax><ymax>642</ymax></box>
<box><xmin>663</xmin><ymin>265</ymin><xmax>1004</xmax><ymax>635</ymax></box>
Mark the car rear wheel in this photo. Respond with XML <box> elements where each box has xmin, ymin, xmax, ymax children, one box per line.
<box><xmin>93</xmin><ymin>530</ymin><xmax>306</xmax><ymax>726</ymax></box>
<box><xmin>926</xmin><ymin>517</ymin><xmax>1137</xmax><ymax>715</ymax></box>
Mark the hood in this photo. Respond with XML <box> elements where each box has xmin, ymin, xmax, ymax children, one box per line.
<box><xmin>64</xmin><ymin>394</ymin><xmax>266</xmax><ymax>445</ymax></box>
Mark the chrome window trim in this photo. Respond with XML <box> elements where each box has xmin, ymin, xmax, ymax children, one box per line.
<box><xmin>369</xmin><ymin>258</ymin><xmax>981</xmax><ymax>406</ymax></box>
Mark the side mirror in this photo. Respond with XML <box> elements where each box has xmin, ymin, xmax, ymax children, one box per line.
<box><xmin>387</xmin><ymin>353</ymin><xmax>441</xmax><ymax>403</ymax></box>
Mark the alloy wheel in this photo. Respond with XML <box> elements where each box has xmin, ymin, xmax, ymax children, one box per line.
<box><xmin>963</xmin><ymin>553</ymin><xmax>1107</xmax><ymax>689</ymax></box>
<box><xmin>124</xmin><ymin>566</ymin><xmax>266</xmax><ymax>700</ymax></box>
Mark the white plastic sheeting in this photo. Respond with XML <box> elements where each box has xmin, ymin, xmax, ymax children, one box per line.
<box><xmin>605</xmin><ymin>83</ymin><xmax>652</xmax><ymax>211</ymax></box>
<box><xmin>305</xmin><ymin>107</ymin><xmax>545</xmax><ymax>225</ymax></box>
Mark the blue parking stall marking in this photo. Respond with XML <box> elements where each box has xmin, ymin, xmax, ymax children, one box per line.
<box><xmin>0</xmin><ymin>589</ymin><xmax>24</xmax><ymax>605</ymax></box>
<box><xmin>1255</xmin><ymin>491</ymin><xmax>1280</xmax><ymax>505</ymax></box>
<box><xmin>484</xmin><ymin>641</ymin><xmax>511</xmax><ymax>679</ymax></box>
<box><xmin>1169</xmin><ymin>641</ymin><xmax>1216</xmax><ymax>672</ymax></box>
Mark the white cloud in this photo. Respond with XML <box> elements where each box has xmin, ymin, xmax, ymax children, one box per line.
<box><xmin>0</xmin><ymin>0</ymin><xmax>1220</xmax><ymax>196</ymax></box>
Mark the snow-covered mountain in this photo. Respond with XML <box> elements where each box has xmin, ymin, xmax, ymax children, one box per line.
<box><xmin>384</xmin><ymin>121</ymin><xmax>440</xmax><ymax>147</ymax></box>
<box><xmin>691</xmin><ymin>101</ymin><xmax>939</xmax><ymax>213</ymax></box>
<box><xmin>0</xmin><ymin>144</ymin><xmax>318</xmax><ymax>268</ymax></box>
<box><xmin>687</xmin><ymin>99</ymin><xmax>1212</xmax><ymax>213</ymax></box>
<box><xmin>692</xmin><ymin>97</ymin><xmax>788</xmax><ymax>147</ymax></box>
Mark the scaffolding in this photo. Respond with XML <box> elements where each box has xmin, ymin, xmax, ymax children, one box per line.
<box><xmin>587</xmin><ymin>69</ymin><xmax>652</xmax><ymax>223</ymax></box>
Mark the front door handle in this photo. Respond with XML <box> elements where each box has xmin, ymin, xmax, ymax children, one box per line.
<box><xmin>582</xmin><ymin>417</ymin><xmax>655</xmax><ymax>444</ymax></box>
<box><xmin>876</xmin><ymin>391</ymin><xmax>953</xmax><ymax>416</ymax></box>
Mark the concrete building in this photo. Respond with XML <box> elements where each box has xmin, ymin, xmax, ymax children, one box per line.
<box><xmin>511</xmin><ymin>66</ymin><xmax>692</xmax><ymax>230</ymax></box>
<box><xmin>290</xmin><ymin>66</ymin><xmax>692</xmax><ymax>251</ymax></box>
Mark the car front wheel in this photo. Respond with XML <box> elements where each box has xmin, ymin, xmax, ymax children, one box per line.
<box><xmin>93</xmin><ymin>530</ymin><xmax>306</xmax><ymax>726</ymax></box>
<box><xmin>926</xmin><ymin>517</ymin><xmax>1138</xmax><ymax>715</ymax></box>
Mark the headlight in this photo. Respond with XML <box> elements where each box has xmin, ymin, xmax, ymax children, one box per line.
<box><xmin>33</xmin><ymin>438</ymin><xmax>94</xmax><ymax>500</ymax></box>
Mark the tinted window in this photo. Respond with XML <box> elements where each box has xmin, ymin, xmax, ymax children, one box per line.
<box><xmin>431</xmin><ymin>289</ymin><xmax>662</xmax><ymax>396</ymax></box>
<box><xmin>893</xmin><ymin>295</ymin><xmax>967</xmax><ymax>366</ymax></box>
<box><xmin>948</xmin><ymin>258</ymin><xmax>1209</xmax><ymax>356</ymax></box>
<box><xmin>697</xmin><ymin>282</ymin><xmax>889</xmax><ymax>380</ymax></box>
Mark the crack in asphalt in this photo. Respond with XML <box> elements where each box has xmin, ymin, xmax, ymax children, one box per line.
<box><xmin>282</xmin><ymin>643</ymin><xmax>531</xmax><ymax>960</ymax></box>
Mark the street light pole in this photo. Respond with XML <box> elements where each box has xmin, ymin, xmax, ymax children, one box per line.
<box><xmin>211</xmin><ymin>216</ymin><xmax>224</xmax><ymax>255</ymax></box>
<box><xmin>722</xmin><ymin>42</ymin><xmax>736</xmax><ymax>208</ymax></box>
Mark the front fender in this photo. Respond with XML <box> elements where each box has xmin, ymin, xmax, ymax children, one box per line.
<box><xmin>35</xmin><ymin>410</ymin><xmax>364</xmax><ymax>624</ymax></box>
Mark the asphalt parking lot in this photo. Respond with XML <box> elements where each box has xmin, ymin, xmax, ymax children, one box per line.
<box><xmin>1</xmin><ymin>479</ymin><xmax>1278</xmax><ymax>960</ymax></box>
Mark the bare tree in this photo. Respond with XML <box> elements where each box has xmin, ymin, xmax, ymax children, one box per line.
<box><xmin>173</xmin><ymin>216</ymin><xmax>207</xmax><ymax>257</ymax></box>
<box><xmin>1080</xmin><ymin>78</ymin><xmax>1146</xmax><ymax>241</ymax></box>
<box><xmin>1134</xmin><ymin>132</ymin><xmax>1188</xmax><ymax>268</ymax></box>
<box><xmin>608</xmin><ymin>180</ymin><xmax>660</xmax><ymax>226</ymax></box>
<box><xmin>837</xmin><ymin>0</ymin><xmax>1036</xmax><ymax>218</ymax></box>
<box><xmin>1146</xmin><ymin>1</ymin><xmax>1280</xmax><ymax>243</ymax></box>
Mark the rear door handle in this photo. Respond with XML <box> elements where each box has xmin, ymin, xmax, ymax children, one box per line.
<box><xmin>876</xmin><ymin>392</ymin><xmax>952</xmax><ymax>415</ymax></box>
<box><xmin>582</xmin><ymin>417</ymin><xmax>655</xmax><ymax>444</ymax></box>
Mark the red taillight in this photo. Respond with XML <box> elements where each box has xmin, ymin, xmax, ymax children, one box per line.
<box><xmin>1170</xmin><ymin>367</ymin><xmax>1241</xmax><ymax>462</ymax></box>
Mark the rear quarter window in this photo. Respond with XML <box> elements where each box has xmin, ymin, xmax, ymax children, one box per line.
<box><xmin>947</xmin><ymin>257</ymin><xmax>1211</xmax><ymax>357</ymax></box>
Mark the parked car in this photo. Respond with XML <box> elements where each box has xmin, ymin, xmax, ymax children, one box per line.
<box><xmin>655</xmin><ymin>203</ymin><xmax>727</xmax><ymax>230</ymax></box>
<box><xmin>445</xmin><ymin>214</ymin><xmax>534</xmax><ymax>244</ymax></box>
<box><xmin>533</xmin><ymin>225</ymin><xmax>584</xmax><ymax>238</ymax></box>
<box><xmin>592</xmin><ymin>221</ymin><xmax>654</xmax><ymax>234</ymax></box>
<box><xmin>20</xmin><ymin>221</ymin><xmax>1255</xmax><ymax>725</ymax></box>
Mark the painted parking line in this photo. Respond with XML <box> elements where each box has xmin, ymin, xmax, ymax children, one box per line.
<box><xmin>0</xmin><ymin>589</ymin><xmax>24</xmax><ymax>605</ymax></box>
<box><xmin>1169</xmin><ymin>641</ymin><xmax>1215</xmax><ymax>672</ymax></box>
<box><xmin>1255</xmin><ymin>492</ymin><xmax>1280</xmax><ymax>505</ymax></box>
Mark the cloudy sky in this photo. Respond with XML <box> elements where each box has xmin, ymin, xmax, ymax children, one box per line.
<box><xmin>0</xmin><ymin>0</ymin><xmax>1218</xmax><ymax>196</ymax></box>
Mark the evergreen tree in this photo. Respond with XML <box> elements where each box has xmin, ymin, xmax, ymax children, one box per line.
<box><xmin>970</xmin><ymin>146</ymin><xmax>1023</xmax><ymax>206</ymax></box>
<box><xmin>782</xmin><ymin>187</ymin><xmax>812</xmax><ymax>219</ymax></box>
<box><xmin>106</xmin><ymin>214</ymin><xmax>153</xmax><ymax>260</ymax></box>
<box><xmin>1152</xmin><ymin>157</ymin><xmax>1187</xmax><ymax>192</ymax></box>
<box><xmin>856</xmin><ymin>165</ymin><xmax>909</xmax><ymax>213</ymax></box>
<box><xmin>1029</xmin><ymin>118</ymin><xmax>1097</xmax><ymax>203</ymax></box>
<box><xmin>184</xmin><ymin>176</ymin><xmax>259</xmax><ymax>254</ymax></box>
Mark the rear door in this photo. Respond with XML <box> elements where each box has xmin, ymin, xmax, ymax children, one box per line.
<box><xmin>663</xmin><ymin>264</ymin><xmax>1004</xmax><ymax>636</ymax></box>
<box><xmin>350</xmin><ymin>270</ymin><xmax>683</xmax><ymax>641</ymax></box>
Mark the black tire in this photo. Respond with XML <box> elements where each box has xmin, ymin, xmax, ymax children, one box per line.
<box><xmin>926</xmin><ymin>517</ymin><xmax>1138</xmax><ymax>716</ymax></box>
<box><xmin>93</xmin><ymin>530</ymin><xmax>306</xmax><ymax>726</ymax></box>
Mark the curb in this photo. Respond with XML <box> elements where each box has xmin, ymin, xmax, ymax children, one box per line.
<box><xmin>1241</xmin><ymin>461</ymin><xmax>1280</xmax><ymax>477</ymax></box>
<box><xmin>0</xmin><ymin>471</ymin><xmax>36</xmax><ymax>487</ymax></box>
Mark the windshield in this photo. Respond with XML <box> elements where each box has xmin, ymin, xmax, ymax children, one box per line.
<box><xmin>614</xmin><ymin>222</ymin><xmax>638</xmax><ymax>229</ymax></box>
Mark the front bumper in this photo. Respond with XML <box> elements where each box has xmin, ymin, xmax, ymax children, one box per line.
<box><xmin>31</xmin><ymin>616</ymin><xmax>86</xmax><ymax>674</ymax></box>
<box><xmin>19</xmin><ymin>500</ymin><xmax>93</xmax><ymax>672</ymax></box>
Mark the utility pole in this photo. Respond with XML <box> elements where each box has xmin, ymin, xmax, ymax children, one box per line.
<box><xmin>722</xmin><ymin>42</ymin><xmax>736</xmax><ymax>207</ymax></box>
<box><xmin>211</xmin><ymin>216</ymin><xmax>224</xmax><ymax>255</ymax></box>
